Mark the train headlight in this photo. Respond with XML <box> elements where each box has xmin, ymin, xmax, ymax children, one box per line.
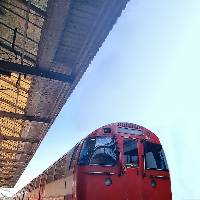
<box><xmin>103</xmin><ymin>127</ymin><xmax>112</xmax><ymax>133</ymax></box>
<box><xmin>151</xmin><ymin>179</ymin><xmax>157</xmax><ymax>188</ymax></box>
<box><xmin>104</xmin><ymin>178</ymin><xmax>112</xmax><ymax>186</ymax></box>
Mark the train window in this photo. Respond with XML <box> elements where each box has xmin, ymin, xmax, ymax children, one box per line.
<box><xmin>69</xmin><ymin>144</ymin><xmax>80</xmax><ymax>170</ymax></box>
<box><xmin>123</xmin><ymin>139</ymin><xmax>138</xmax><ymax>167</ymax></box>
<box><xmin>79</xmin><ymin>136</ymin><xmax>119</xmax><ymax>166</ymax></box>
<box><xmin>118</xmin><ymin>127</ymin><xmax>143</xmax><ymax>135</ymax></box>
<box><xmin>66</xmin><ymin>147</ymin><xmax>75</xmax><ymax>170</ymax></box>
<box><xmin>144</xmin><ymin>142</ymin><xmax>168</xmax><ymax>170</ymax></box>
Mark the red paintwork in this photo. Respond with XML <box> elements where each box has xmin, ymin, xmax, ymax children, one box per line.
<box><xmin>72</xmin><ymin>123</ymin><xmax>172</xmax><ymax>200</ymax></box>
<box><xmin>18</xmin><ymin>122</ymin><xmax>171</xmax><ymax>200</ymax></box>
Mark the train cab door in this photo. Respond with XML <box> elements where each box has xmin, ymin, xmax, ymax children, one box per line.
<box><xmin>141</xmin><ymin>141</ymin><xmax>172</xmax><ymax>200</ymax></box>
<box><xmin>122</xmin><ymin>138</ymin><xmax>142</xmax><ymax>200</ymax></box>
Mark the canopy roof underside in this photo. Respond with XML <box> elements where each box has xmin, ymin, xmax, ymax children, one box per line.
<box><xmin>0</xmin><ymin>0</ymin><xmax>129</xmax><ymax>188</ymax></box>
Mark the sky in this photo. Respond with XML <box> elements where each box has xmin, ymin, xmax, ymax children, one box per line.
<box><xmin>1</xmin><ymin>0</ymin><xmax>200</xmax><ymax>199</ymax></box>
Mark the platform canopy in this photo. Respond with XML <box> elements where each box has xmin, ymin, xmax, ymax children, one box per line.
<box><xmin>0</xmin><ymin>0</ymin><xmax>129</xmax><ymax>187</ymax></box>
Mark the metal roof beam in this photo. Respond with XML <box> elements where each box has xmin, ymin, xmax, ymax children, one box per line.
<box><xmin>16</xmin><ymin>0</ymin><xmax>47</xmax><ymax>18</ymax></box>
<box><xmin>0</xmin><ymin>110</ymin><xmax>51</xmax><ymax>123</ymax></box>
<box><xmin>0</xmin><ymin>134</ymin><xmax>40</xmax><ymax>144</ymax></box>
<box><xmin>0</xmin><ymin>60</ymin><xmax>74</xmax><ymax>83</ymax></box>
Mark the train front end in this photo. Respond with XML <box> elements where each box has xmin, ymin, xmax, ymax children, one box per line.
<box><xmin>75</xmin><ymin>123</ymin><xmax>172</xmax><ymax>200</ymax></box>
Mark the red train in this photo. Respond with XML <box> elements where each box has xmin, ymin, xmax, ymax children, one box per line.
<box><xmin>14</xmin><ymin>122</ymin><xmax>172</xmax><ymax>200</ymax></box>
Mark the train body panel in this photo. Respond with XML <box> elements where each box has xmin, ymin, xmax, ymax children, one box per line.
<box><xmin>42</xmin><ymin>178</ymin><xmax>72</xmax><ymax>199</ymax></box>
<box><xmin>13</xmin><ymin>122</ymin><xmax>172</xmax><ymax>200</ymax></box>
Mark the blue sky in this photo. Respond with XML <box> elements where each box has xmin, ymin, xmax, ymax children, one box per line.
<box><xmin>2</xmin><ymin>0</ymin><xmax>200</xmax><ymax>199</ymax></box>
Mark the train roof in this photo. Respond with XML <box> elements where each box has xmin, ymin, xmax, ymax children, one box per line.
<box><xmin>88</xmin><ymin>122</ymin><xmax>159</xmax><ymax>141</ymax></box>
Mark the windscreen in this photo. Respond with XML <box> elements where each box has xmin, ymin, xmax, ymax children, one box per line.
<box><xmin>123</xmin><ymin>139</ymin><xmax>138</xmax><ymax>167</ymax></box>
<box><xmin>79</xmin><ymin>136</ymin><xmax>119</xmax><ymax>166</ymax></box>
<box><xmin>144</xmin><ymin>142</ymin><xmax>169</xmax><ymax>170</ymax></box>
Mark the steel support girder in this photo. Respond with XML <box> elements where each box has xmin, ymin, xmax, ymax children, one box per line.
<box><xmin>0</xmin><ymin>110</ymin><xmax>50</xmax><ymax>123</ymax></box>
<box><xmin>16</xmin><ymin>0</ymin><xmax>47</xmax><ymax>18</ymax></box>
<box><xmin>0</xmin><ymin>134</ymin><xmax>39</xmax><ymax>143</ymax></box>
<box><xmin>0</xmin><ymin>60</ymin><xmax>74</xmax><ymax>83</ymax></box>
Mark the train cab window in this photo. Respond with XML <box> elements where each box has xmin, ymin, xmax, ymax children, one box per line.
<box><xmin>123</xmin><ymin>139</ymin><xmax>138</xmax><ymax>167</ymax></box>
<box><xmin>79</xmin><ymin>136</ymin><xmax>119</xmax><ymax>166</ymax></box>
<box><xmin>69</xmin><ymin>143</ymin><xmax>80</xmax><ymax>170</ymax></box>
<box><xmin>144</xmin><ymin>142</ymin><xmax>168</xmax><ymax>170</ymax></box>
<box><xmin>66</xmin><ymin>147</ymin><xmax>75</xmax><ymax>171</ymax></box>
